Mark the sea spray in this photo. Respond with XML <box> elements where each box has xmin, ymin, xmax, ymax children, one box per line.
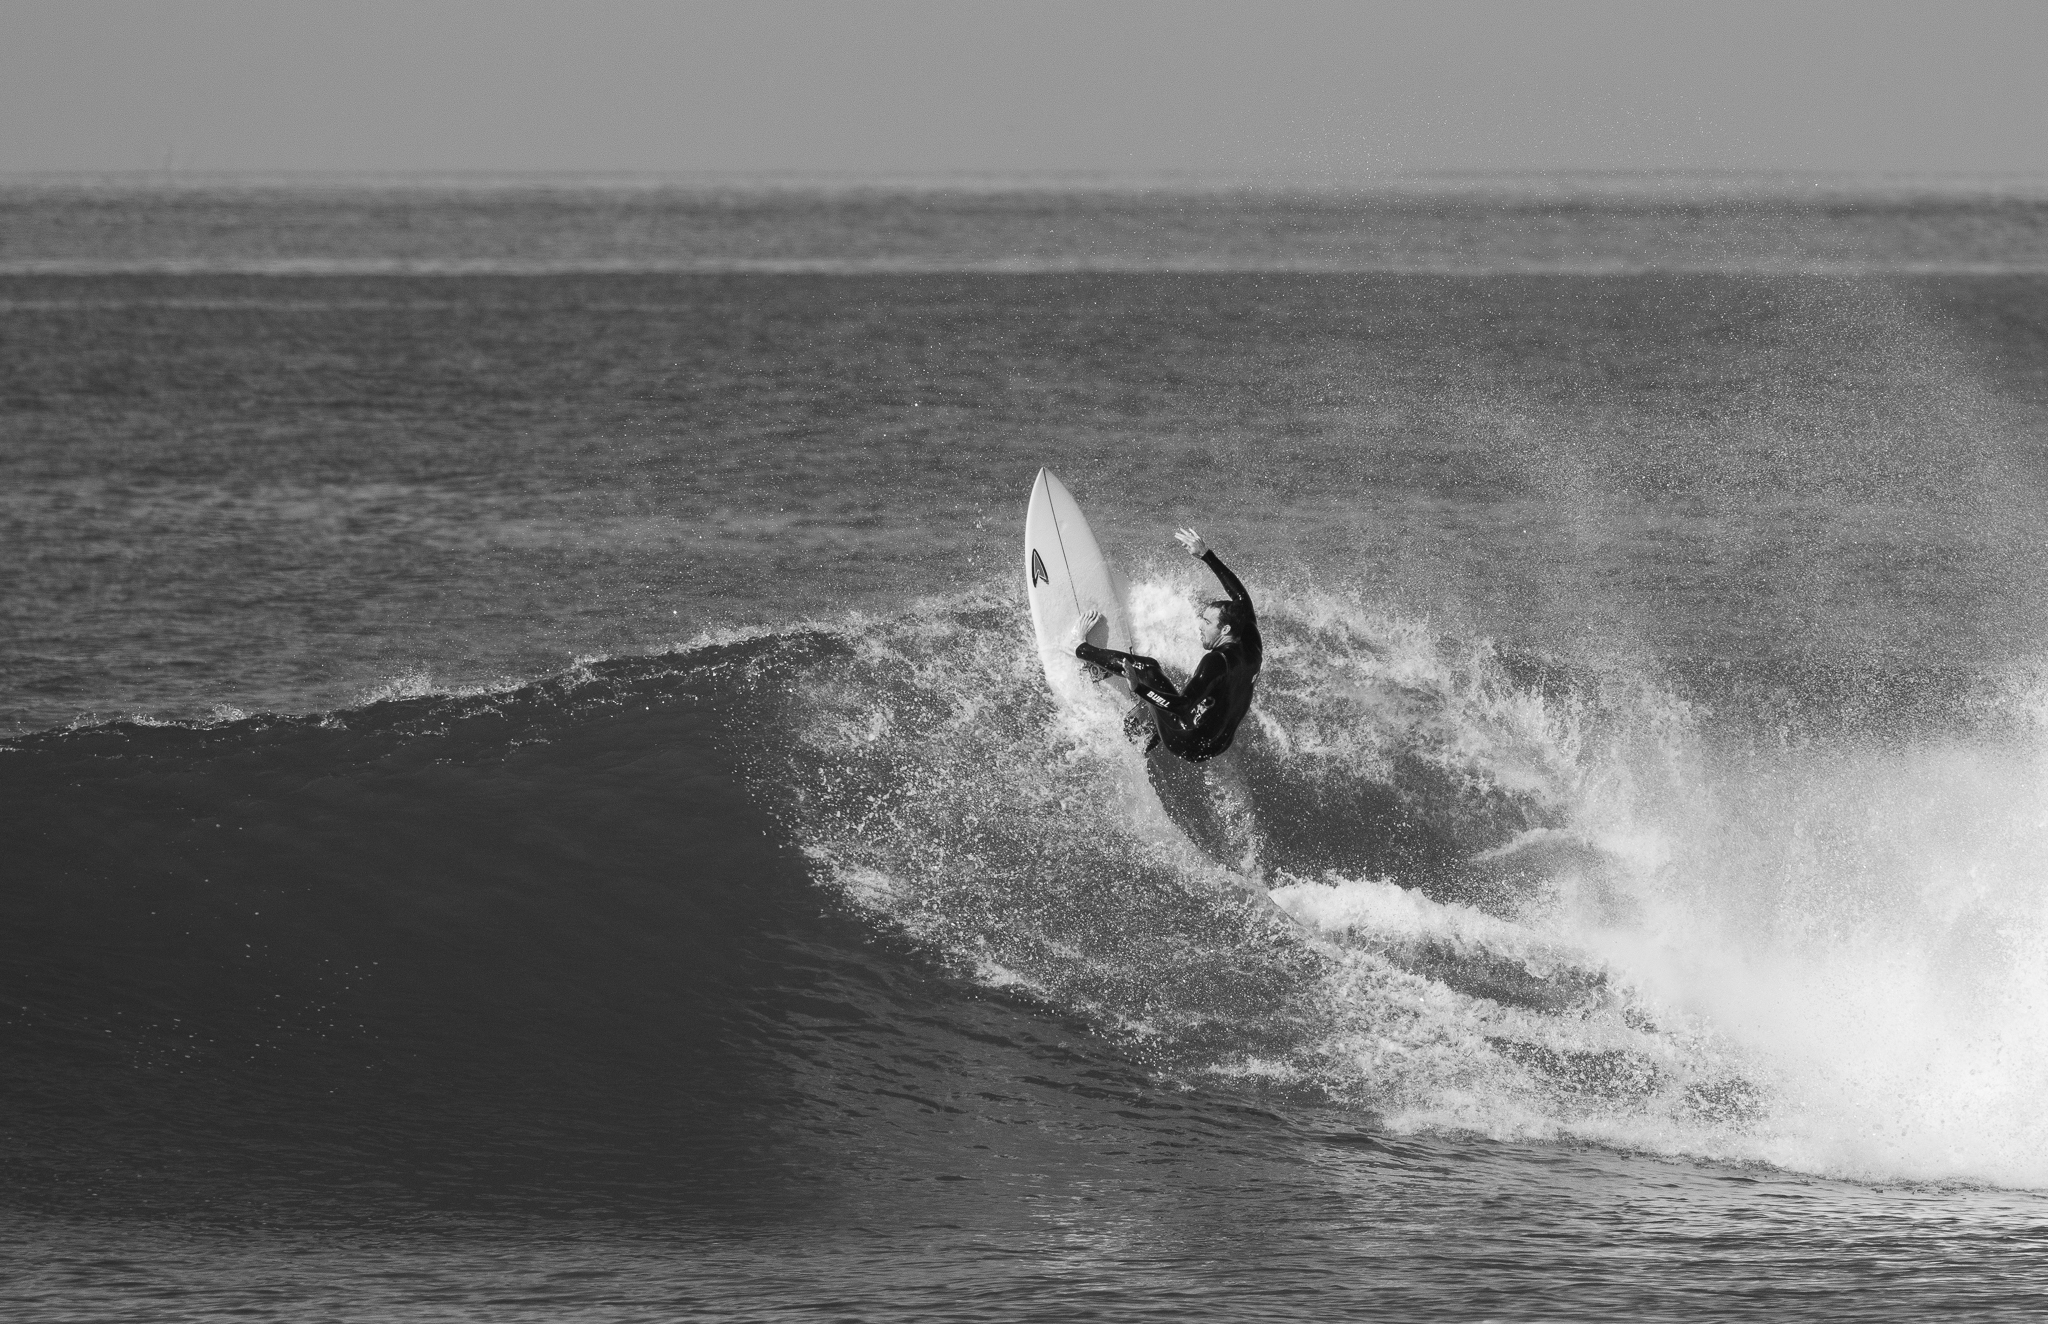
<box><xmin>1578</xmin><ymin>736</ymin><xmax>2048</xmax><ymax>1184</ymax></box>
<box><xmin>777</xmin><ymin>578</ymin><xmax>2048</xmax><ymax>1186</ymax></box>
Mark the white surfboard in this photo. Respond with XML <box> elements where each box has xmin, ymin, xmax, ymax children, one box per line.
<box><xmin>1024</xmin><ymin>468</ymin><xmax>1132</xmax><ymax>702</ymax></box>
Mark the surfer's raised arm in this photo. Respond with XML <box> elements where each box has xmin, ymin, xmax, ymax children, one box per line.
<box><xmin>1176</xmin><ymin>527</ymin><xmax>1253</xmax><ymax>614</ymax></box>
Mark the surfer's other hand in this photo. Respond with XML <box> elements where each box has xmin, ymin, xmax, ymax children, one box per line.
<box><xmin>1174</xmin><ymin>527</ymin><xmax>1208</xmax><ymax>559</ymax></box>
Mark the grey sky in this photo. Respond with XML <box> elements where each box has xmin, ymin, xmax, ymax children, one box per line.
<box><xmin>6</xmin><ymin>0</ymin><xmax>2046</xmax><ymax>177</ymax></box>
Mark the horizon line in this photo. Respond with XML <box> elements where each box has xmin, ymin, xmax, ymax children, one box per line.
<box><xmin>7</xmin><ymin>167</ymin><xmax>2048</xmax><ymax>197</ymax></box>
<box><xmin>7</xmin><ymin>258</ymin><xmax>2046</xmax><ymax>279</ymax></box>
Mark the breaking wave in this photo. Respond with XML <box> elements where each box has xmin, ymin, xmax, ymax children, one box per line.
<box><xmin>6</xmin><ymin>576</ymin><xmax>2046</xmax><ymax>1211</ymax></box>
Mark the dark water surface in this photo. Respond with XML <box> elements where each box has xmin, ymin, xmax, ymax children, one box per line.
<box><xmin>6</xmin><ymin>181</ymin><xmax>2048</xmax><ymax>1319</ymax></box>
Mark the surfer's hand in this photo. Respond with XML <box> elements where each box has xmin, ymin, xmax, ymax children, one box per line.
<box><xmin>1175</xmin><ymin>527</ymin><xmax>1208</xmax><ymax>559</ymax></box>
<box><xmin>1071</xmin><ymin>610</ymin><xmax>1104</xmax><ymax>645</ymax></box>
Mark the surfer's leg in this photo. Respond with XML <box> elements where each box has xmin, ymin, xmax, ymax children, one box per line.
<box><xmin>1073</xmin><ymin>641</ymin><xmax>1126</xmax><ymax>672</ymax></box>
<box><xmin>1124</xmin><ymin>658</ymin><xmax>1179</xmax><ymax>706</ymax></box>
<box><xmin>1081</xmin><ymin>646</ymin><xmax>1181</xmax><ymax>703</ymax></box>
<box><xmin>1122</xmin><ymin>702</ymin><xmax>1162</xmax><ymax>752</ymax></box>
<box><xmin>1075</xmin><ymin>642</ymin><xmax>1175</xmax><ymax>686</ymax></box>
<box><xmin>1074</xmin><ymin>642</ymin><xmax>1127</xmax><ymax>686</ymax></box>
<box><xmin>1077</xmin><ymin>643</ymin><xmax>1177</xmax><ymax>751</ymax></box>
<box><xmin>1116</xmin><ymin>662</ymin><xmax>1205</xmax><ymax>758</ymax></box>
<box><xmin>1151</xmin><ymin>712</ymin><xmax>1205</xmax><ymax>761</ymax></box>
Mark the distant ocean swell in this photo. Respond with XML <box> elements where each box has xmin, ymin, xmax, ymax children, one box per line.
<box><xmin>7</xmin><ymin>177</ymin><xmax>2048</xmax><ymax>276</ymax></box>
<box><xmin>13</xmin><ymin>258</ymin><xmax>2048</xmax><ymax>277</ymax></box>
<box><xmin>6</xmin><ymin>577</ymin><xmax>2047</xmax><ymax>1215</ymax></box>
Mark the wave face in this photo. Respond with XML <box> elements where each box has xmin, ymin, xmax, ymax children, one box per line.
<box><xmin>2</xmin><ymin>645</ymin><xmax>833</xmax><ymax>1218</ymax></box>
<box><xmin>10</xmin><ymin>580</ymin><xmax>2048</xmax><ymax>1232</ymax></box>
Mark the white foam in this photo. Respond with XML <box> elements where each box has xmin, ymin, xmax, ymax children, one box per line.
<box><xmin>1274</xmin><ymin>874</ymin><xmax>1516</xmax><ymax>948</ymax></box>
<box><xmin>1583</xmin><ymin>741</ymin><xmax>2048</xmax><ymax>1185</ymax></box>
<box><xmin>354</xmin><ymin>667</ymin><xmax>528</xmax><ymax>706</ymax></box>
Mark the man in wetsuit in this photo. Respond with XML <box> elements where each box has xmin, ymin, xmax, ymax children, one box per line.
<box><xmin>1075</xmin><ymin>527</ymin><xmax>1262</xmax><ymax>762</ymax></box>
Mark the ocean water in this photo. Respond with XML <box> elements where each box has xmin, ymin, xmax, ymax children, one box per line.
<box><xmin>6</xmin><ymin>178</ymin><xmax>2048</xmax><ymax>1318</ymax></box>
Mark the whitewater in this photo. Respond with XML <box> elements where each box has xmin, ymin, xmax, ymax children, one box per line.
<box><xmin>744</xmin><ymin>573</ymin><xmax>2048</xmax><ymax>1186</ymax></box>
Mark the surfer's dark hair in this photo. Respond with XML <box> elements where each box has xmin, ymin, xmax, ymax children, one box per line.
<box><xmin>1207</xmin><ymin>599</ymin><xmax>1252</xmax><ymax>634</ymax></box>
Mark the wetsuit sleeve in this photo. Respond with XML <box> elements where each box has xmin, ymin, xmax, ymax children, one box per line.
<box><xmin>1202</xmin><ymin>550</ymin><xmax>1253</xmax><ymax>612</ymax></box>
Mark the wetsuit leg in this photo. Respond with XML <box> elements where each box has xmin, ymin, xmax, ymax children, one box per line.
<box><xmin>1076</xmin><ymin>644</ymin><xmax>1205</xmax><ymax>759</ymax></box>
<box><xmin>1076</xmin><ymin>644</ymin><xmax>1177</xmax><ymax>703</ymax></box>
<box><xmin>1074</xmin><ymin>641</ymin><xmax>1135</xmax><ymax>670</ymax></box>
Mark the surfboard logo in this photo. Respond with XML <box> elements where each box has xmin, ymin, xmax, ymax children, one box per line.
<box><xmin>1030</xmin><ymin>549</ymin><xmax>1048</xmax><ymax>587</ymax></box>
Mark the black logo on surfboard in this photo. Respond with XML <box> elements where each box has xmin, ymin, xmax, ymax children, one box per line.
<box><xmin>1030</xmin><ymin>549</ymin><xmax>1048</xmax><ymax>587</ymax></box>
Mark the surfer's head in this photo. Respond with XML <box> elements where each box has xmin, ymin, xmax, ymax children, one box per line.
<box><xmin>1199</xmin><ymin>600</ymin><xmax>1245</xmax><ymax>648</ymax></box>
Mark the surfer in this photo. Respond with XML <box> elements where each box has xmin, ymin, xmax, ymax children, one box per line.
<box><xmin>1075</xmin><ymin>528</ymin><xmax>1262</xmax><ymax>762</ymax></box>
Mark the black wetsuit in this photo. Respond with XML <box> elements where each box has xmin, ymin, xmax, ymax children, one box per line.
<box><xmin>1076</xmin><ymin>550</ymin><xmax>1262</xmax><ymax>762</ymax></box>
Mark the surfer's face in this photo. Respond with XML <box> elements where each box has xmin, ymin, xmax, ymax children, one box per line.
<box><xmin>1198</xmin><ymin>605</ymin><xmax>1227</xmax><ymax>649</ymax></box>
